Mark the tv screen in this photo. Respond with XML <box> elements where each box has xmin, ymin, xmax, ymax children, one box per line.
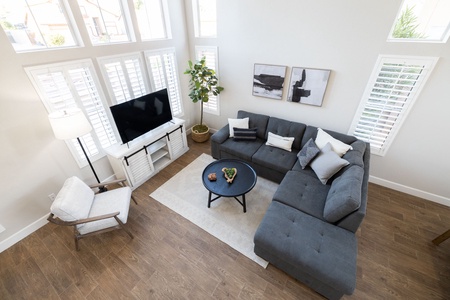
<box><xmin>110</xmin><ymin>88</ymin><xmax>173</xmax><ymax>144</ymax></box>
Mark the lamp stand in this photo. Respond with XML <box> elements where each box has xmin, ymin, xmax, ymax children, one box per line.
<box><xmin>77</xmin><ymin>137</ymin><xmax>106</xmax><ymax>192</ymax></box>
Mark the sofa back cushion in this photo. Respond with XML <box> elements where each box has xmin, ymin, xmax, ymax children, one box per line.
<box><xmin>266</xmin><ymin>117</ymin><xmax>306</xmax><ymax>150</ymax></box>
<box><xmin>301</xmin><ymin>126</ymin><xmax>357</xmax><ymax>149</ymax></box>
<box><xmin>323</xmin><ymin>165</ymin><xmax>363</xmax><ymax>223</ymax></box>
<box><xmin>237</xmin><ymin>110</ymin><xmax>270</xmax><ymax>140</ymax></box>
<box><xmin>50</xmin><ymin>176</ymin><xmax>95</xmax><ymax>222</ymax></box>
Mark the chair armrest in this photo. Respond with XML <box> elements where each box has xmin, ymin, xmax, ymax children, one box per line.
<box><xmin>89</xmin><ymin>178</ymin><xmax>128</xmax><ymax>189</ymax></box>
<box><xmin>47</xmin><ymin>211</ymin><xmax>120</xmax><ymax>226</ymax></box>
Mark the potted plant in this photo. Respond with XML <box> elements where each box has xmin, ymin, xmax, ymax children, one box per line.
<box><xmin>184</xmin><ymin>57</ymin><xmax>224</xmax><ymax>142</ymax></box>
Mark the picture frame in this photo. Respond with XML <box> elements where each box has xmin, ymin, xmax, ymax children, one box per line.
<box><xmin>287</xmin><ymin>67</ymin><xmax>331</xmax><ymax>106</ymax></box>
<box><xmin>252</xmin><ymin>64</ymin><xmax>287</xmax><ymax>100</ymax></box>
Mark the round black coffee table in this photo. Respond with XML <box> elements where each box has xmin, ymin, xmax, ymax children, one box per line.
<box><xmin>202</xmin><ymin>159</ymin><xmax>257</xmax><ymax>213</ymax></box>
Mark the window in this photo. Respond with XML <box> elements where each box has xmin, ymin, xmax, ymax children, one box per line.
<box><xmin>98</xmin><ymin>53</ymin><xmax>149</xmax><ymax>104</ymax></box>
<box><xmin>76</xmin><ymin>0</ymin><xmax>132</xmax><ymax>45</ymax></box>
<box><xmin>388</xmin><ymin>0</ymin><xmax>450</xmax><ymax>43</ymax></box>
<box><xmin>132</xmin><ymin>0</ymin><xmax>171</xmax><ymax>40</ymax></box>
<box><xmin>195</xmin><ymin>46</ymin><xmax>220</xmax><ymax>115</ymax></box>
<box><xmin>145</xmin><ymin>48</ymin><xmax>183</xmax><ymax>117</ymax></box>
<box><xmin>0</xmin><ymin>0</ymin><xmax>79</xmax><ymax>52</ymax></box>
<box><xmin>26</xmin><ymin>60</ymin><xmax>117</xmax><ymax>167</ymax></box>
<box><xmin>192</xmin><ymin>0</ymin><xmax>217</xmax><ymax>37</ymax></box>
<box><xmin>349</xmin><ymin>55</ymin><xmax>438</xmax><ymax>156</ymax></box>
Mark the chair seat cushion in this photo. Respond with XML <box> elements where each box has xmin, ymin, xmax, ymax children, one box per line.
<box><xmin>51</xmin><ymin>176</ymin><xmax>94</xmax><ymax>223</ymax></box>
<box><xmin>77</xmin><ymin>187</ymin><xmax>131</xmax><ymax>234</ymax></box>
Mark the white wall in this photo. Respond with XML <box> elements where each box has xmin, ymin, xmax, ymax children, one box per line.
<box><xmin>0</xmin><ymin>0</ymin><xmax>192</xmax><ymax>250</ymax></box>
<box><xmin>187</xmin><ymin>0</ymin><xmax>450</xmax><ymax>205</ymax></box>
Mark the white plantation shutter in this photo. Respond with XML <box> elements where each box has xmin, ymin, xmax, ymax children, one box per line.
<box><xmin>26</xmin><ymin>60</ymin><xmax>117</xmax><ymax>167</ymax></box>
<box><xmin>98</xmin><ymin>54</ymin><xmax>148</xmax><ymax>104</ymax></box>
<box><xmin>145</xmin><ymin>48</ymin><xmax>183</xmax><ymax>116</ymax></box>
<box><xmin>195</xmin><ymin>46</ymin><xmax>220</xmax><ymax>115</ymax></box>
<box><xmin>349</xmin><ymin>55</ymin><xmax>438</xmax><ymax>156</ymax></box>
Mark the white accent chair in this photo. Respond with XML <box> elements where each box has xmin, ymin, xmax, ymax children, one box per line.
<box><xmin>47</xmin><ymin>176</ymin><xmax>135</xmax><ymax>250</ymax></box>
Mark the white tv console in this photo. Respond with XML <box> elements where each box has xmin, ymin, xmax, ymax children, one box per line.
<box><xmin>104</xmin><ymin>118</ymin><xmax>189</xmax><ymax>190</ymax></box>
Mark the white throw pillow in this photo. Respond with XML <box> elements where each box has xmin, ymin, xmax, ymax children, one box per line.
<box><xmin>228</xmin><ymin>117</ymin><xmax>249</xmax><ymax>137</ymax></box>
<box><xmin>315</xmin><ymin>128</ymin><xmax>353</xmax><ymax>157</ymax></box>
<box><xmin>266</xmin><ymin>132</ymin><xmax>295</xmax><ymax>152</ymax></box>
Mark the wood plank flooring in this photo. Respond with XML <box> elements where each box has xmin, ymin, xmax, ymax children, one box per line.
<box><xmin>1</xmin><ymin>137</ymin><xmax>450</xmax><ymax>299</ymax></box>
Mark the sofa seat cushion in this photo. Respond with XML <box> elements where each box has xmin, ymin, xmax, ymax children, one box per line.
<box><xmin>273</xmin><ymin>171</ymin><xmax>329</xmax><ymax>220</ymax></box>
<box><xmin>324</xmin><ymin>165</ymin><xmax>364</xmax><ymax>223</ymax></box>
<box><xmin>252</xmin><ymin>144</ymin><xmax>298</xmax><ymax>174</ymax></box>
<box><xmin>254</xmin><ymin>201</ymin><xmax>357</xmax><ymax>295</ymax></box>
<box><xmin>51</xmin><ymin>176</ymin><xmax>94</xmax><ymax>223</ymax></box>
<box><xmin>77</xmin><ymin>187</ymin><xmax>132</xmax><ymax>235</ymax></box>
<box><xmin>220</xmin><ymin>137</ymin><xmax>265</xmax><ymax>161</ymax></box>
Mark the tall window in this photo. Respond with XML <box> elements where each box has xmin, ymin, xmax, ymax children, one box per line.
<box><xmin>192</xmin><ymin>0</ymin><xmax>217</xmax><ymax>37</ymax></box>
<box><xmin>388</xmin><ymin>0</ymin><xmax>450</xmax><ymax>43</ymax></box>
<box><xmin>76</xmin><ymin>0</ymin><xmax>132</xmax><ymax>45</ymax></box>
<box><xmin>195</xmin><ymin>46</ymin><xmax>220</xmax><ymax>115</ymax></box>
<box><xmin>26</xmin><ymin>60</ymin><xmax>117</xmax><ymax>167</ymax></box>
<box><xmin>145</xmin><ymin>48</ymin><xmax>183</xmax><ymax>117</ymax></box>
<box><xmin>132</xmin><ymin>0</ymin><xmax>171</xmax><ymax>40</ymax></box>
<box><xmin>0</xmin><ymin>0</ymin><xmax>79</xmax><ymax>52</ymax></box>
<box><xmin>349</xmin><ymin>55</ymin><xmax>438</xmax><ymax>156</ymax></box>
<box><xmin>98</xmin><ymin>53</ymin><xmax>149</xmax><ymax>104</ymax></box>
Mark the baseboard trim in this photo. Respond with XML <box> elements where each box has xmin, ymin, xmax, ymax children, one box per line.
<box><xmin>369</xmin><ymin>176</ymin><xmax>450</xmax><ymax>207</ymax></box>
<box><xmin>0</xmin><ymin>215</ymin><xmax>48</xmax><ymax>253</ymax></box>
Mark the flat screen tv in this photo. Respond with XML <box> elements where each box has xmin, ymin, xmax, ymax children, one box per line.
<box><xmin>110</xmin><ymin>88</ymin><xmax>173</xmax><ymax>144</ymax></box>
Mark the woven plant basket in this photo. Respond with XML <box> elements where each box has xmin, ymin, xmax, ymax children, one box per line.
<box><xmin>191</xmin><ymin>125</ymin><xmax>210</xmax><ymax>143</ymax></box>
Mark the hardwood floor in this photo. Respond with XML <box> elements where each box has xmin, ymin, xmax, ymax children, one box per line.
<box><xmin>1</xmin><ymin>137</ymin><xmax>450</xmax><ymax>299</ymax></box>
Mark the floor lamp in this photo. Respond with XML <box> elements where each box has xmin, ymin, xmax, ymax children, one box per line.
<box><xmin>48</xmin><ymin>108</ymin><xmax>102</xmax><ymax>185</ymax></box>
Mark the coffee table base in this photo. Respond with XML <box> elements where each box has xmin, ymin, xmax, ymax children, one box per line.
<box><xmin>208</xmin><ymin>191</ymin><xmax>247</xmax><ymax>213</ymax></box>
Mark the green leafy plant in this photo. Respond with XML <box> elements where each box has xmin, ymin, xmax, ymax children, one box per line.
<box><xmin>392</xmin><ymin>5</ymin><xmax>426</xmax><ymax>39</ymax></box>
<box><xmin>184</xmin><ymin>57</ymin><xmax>224</xmax><ymax>133</ymax></box>
<box><xmin>49</xmin><ymin>33</ymin><xmax>65</xmax><ymax>46</ymax></box>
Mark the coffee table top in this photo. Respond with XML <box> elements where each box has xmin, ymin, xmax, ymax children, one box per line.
<box><xmin>202</xmin><ymin>159</ymin><xmax>257</xmax><ymax>197</ymax></box>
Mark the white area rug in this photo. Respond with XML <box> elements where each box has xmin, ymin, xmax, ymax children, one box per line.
<box><xmin>150</xmin><ymin>153</ymin><xmax>278</xmax><ymax>268</ymax></box>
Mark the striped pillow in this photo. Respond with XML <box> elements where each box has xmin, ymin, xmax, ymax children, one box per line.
<box><xmin>233</xmin><ymin>127</ymin><xmax>257</xmax><ymax>141</ymax></box>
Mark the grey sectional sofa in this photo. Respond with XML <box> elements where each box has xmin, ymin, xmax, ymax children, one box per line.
<box><xmin>211</xmin><ymin>110</ymin><xmax>370</xmax><ymax>299</ymax></box>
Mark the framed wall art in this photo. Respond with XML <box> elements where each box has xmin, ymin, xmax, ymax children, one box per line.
<box><xmin>252</xmin><ymin>64</ymin><xmax>287</xmax><ymax>100</ymax></box>
<box><xmin>287</xmin><ymin>67</ymin><xmax>331</xmax><ymax>106</ymax></box>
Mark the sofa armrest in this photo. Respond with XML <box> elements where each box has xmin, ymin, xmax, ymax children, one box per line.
<box><xmin>211</xmin><ymin>125</ymin><xmax>230</xmax><ymax>159</ymax></box>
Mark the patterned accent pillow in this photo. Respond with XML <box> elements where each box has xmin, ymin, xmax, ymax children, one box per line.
<box><xmin>233</xmin><ymin>127</ymin><xmax>257</xmax><ymax>141</ymax></box>
<box><xmin>297</xmin><ymin>138</ymin><xmax>321</xmax><ymax>169</ymax></box>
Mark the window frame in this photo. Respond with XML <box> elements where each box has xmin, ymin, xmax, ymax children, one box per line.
<box><xmin>97</xmin><ymin>52</ymin><xmax>150</xmax><ymax>104</ymax></box>
<box><xmin>25</xmin><ymin>59</ymin><xmax>117</xmax><ymax>167</ymax></box>
<box><xmin>192</xmin><ymin>0</ymin><xmax>217</xmax><ymax>38</ymax></box>
<box><xmin>387</xmin><ymin>0</ymin><xmax>450</xmax><ymax>43</ymax></box>
<box><xmin>0</xmin><ymin>0</ymin><xmax>82</xmax><ymax>53</ymax></box>
<box><xmin>195</xmin><ymin>45</ymin><xmax>220</xmax><ymax>115</ymax></box>
<box><xmin>132</xmin><ymin>0</ymin><xmax>172</xmax><ymax>41</ymax></box>
<box><xmin>144</xmin><ymin>48</ymin><xmax>184</xmax><ymax>117</ymax></box>
<box><xmin>348</xmin><ymin>55</ymin><xmax>439</xmax><ymax>156</ymax></box>
<box><xmin>75</xmin><ymin>0</ymin><xmax>135</xmax><ymax>46</ymax></box>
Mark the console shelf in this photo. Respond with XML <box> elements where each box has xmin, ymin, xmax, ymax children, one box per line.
<box><xmin>105</xmin><ymin>118</ymin><xmax>189</xmax><ymax>189</ymax></box>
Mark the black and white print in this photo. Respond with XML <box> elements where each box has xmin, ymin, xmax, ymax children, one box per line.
<box><xmin>287</xmin><ymin>67</ymin><xmax>331</xmax><ymax>106</ymax></box>
<box><xmin>252</xmin><ymin>64</ymin><xmax>287</xmax><ymax>100</ymax></box>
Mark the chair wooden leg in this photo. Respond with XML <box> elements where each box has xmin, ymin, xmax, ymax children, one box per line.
<box><xmin>432</xmin><ymin>229</ymin><xmax>450</xmax><ymax>245</ymax></box>
<box><xmin>115</xmin><ymin>216</ymin><xmax>134</xmax><ymax>239</ymax></box>
<box><xmin>131</xmin><ymin>194</ymin><xmax>138</xmax><ymax>205</ymax></box>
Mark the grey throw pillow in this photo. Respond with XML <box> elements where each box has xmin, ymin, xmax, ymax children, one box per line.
<box><xmin>324</xmin><ymin>165</ymin><xmax>364</xmax><ymax>222</ymax></box>
<box><xmin>310</xmin><ymin>143</ymin><xmax>349</xmax><ymax>184</ymax></box>
<box><xmin>298</xmin><ymin>138</ymin><xmax>320</xmax><ymax>169</ymax></box>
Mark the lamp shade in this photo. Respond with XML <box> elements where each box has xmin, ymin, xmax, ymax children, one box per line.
<box><xmin>48</xmin><ymin>108</ymin><xmax>92</xmax><ymax>140</ymax></box>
